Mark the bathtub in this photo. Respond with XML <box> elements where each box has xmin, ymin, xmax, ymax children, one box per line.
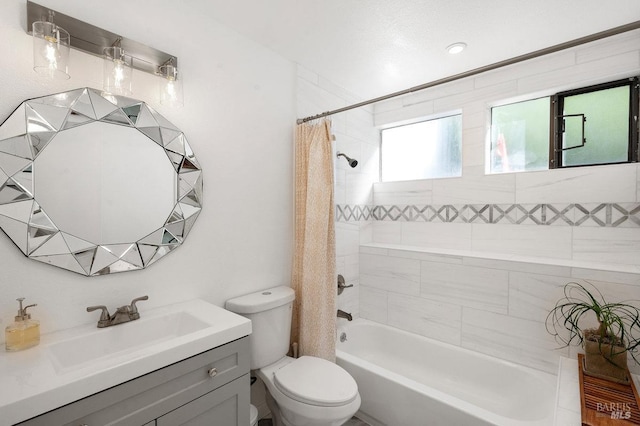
<box><xmin>336</xmin><ymin>319</ymin><xmax>557</xmax><ymax>426</ymax></box>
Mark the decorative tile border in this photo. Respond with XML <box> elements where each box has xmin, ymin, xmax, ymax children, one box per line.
<box><xmin>336</xmin><ymin>203</ymin><xmax>640</xmax><ymax>227</ymax></box>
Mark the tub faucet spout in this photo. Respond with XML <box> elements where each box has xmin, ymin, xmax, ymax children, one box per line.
<box><xmin>337</xmin><ymin>309</ymin><xmax>352</xmax><ymax>321</ymax></box>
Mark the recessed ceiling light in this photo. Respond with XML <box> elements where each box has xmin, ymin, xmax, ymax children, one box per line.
<box><xmin>446</xmin><ymin>42</ymin><xmax>467</xmax><ymax>54</ymax></box>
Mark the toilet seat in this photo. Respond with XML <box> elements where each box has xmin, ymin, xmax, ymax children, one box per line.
<box><xmin>273</xmin><ymin>356</ymin><xmax>358</xmax><ymax>407</ymax></box>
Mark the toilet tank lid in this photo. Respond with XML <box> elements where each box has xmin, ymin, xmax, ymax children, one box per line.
<box><xmin>225</xmin><ymin>286</ymin><xmax>295</xmax><ymax>314</ymax></box>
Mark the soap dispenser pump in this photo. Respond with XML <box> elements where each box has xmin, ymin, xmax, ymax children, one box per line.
<box><xmin>5</xmin><ymin>298</ymin><xmax>40</xmax><ymax>352</ymax></box>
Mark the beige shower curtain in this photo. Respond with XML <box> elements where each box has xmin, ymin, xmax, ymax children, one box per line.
<box><xmin>291</xmin><ymin>119</ymin><xmax>336</xmax><ymax>362</ymax></box>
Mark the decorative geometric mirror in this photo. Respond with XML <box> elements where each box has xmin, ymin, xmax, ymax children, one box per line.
<box><xmin>0</xmin><ymin>88</ymin><xmax>202</xmax><ymax>276</ymax></box>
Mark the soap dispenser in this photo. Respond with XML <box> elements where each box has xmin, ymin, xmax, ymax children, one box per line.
<box><xmin>5</xmin><ymin>298</ymin><xmax>40</xmax><ymax>352</ymax></box>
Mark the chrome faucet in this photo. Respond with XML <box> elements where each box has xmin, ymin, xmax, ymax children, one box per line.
<box><xmin>337</xmin><ymin>309</ymin><xmax>353</xmax><ymax>321</ymax></box>
<box><xmin>87</xmin><ymin>296</ymin><xmax>149</xmax><ymax>328</ymax></box>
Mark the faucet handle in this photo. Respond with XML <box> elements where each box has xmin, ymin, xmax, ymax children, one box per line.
<box><xmin>129</xmin><ymin>295</ymin><xmax>148</xmax><ymax>319</ymax></box>
<box><xmin>87</xmin><ymin>305</ymin><xmax>111</xmax><ymax>328</ymax></box>
<box><xmin>337</xmin><ymin>274</ymin><xmax>354</xmax><ymax>295</ymax></box>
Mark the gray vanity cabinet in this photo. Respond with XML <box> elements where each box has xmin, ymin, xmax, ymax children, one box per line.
<box><xmin>18</xmin><ymin>337</ymin><xmax>250</xmax><ymax>426</ymax></box>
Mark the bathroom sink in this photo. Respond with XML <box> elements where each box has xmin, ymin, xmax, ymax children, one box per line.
<box><xmin>47</xmin><ymin>311</ymin><xmax>210</xmax><ymax>373</ymax></box>
<box><xmin>0</xmin><ymin>299</ymin><xmax>251</xmax><ymax>426</ymax></box>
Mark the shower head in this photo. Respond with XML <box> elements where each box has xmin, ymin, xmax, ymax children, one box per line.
<box><xmin>336</xmin><ymin>151</ymin><xmax>358</xmax><ymax>168</ymax></box>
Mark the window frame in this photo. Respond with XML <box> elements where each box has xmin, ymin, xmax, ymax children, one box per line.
<box><xmin>550</xmin><ymin>77</ymin><xmax>639</xmax><ymax>169</ymax></box>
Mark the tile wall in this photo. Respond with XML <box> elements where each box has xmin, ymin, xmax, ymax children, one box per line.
<box><xmin>355</xmin><ymin>29</ymin><xmax>640</xmax><ymax>374</ymax></box>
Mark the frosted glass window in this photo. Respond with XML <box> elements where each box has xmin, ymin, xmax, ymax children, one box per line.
<box><xmin>381</xmin><ymin>115</ymin><xmax>461</xmax><ymax>182</ymax></box>
<box><xmin>490</xmin><ymin>98</ymin><xmax>550</xmax><ymax>173</ymax></box>
<box><xmin>559</xmin><ymin>85</ymin><xmax>631</xmax><ymax>167</ymax></box>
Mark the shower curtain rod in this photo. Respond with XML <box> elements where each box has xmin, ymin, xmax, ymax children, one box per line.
<box><xmin>296</xmin><ymin>20</ymin><xmax>640</xmax><ymax>124</ymax></box>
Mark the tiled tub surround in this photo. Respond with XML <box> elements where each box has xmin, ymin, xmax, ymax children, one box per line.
<box><xmin>358</xmin><ymin>243</ymin><xmax>640</xmax><ymax>375</ymax></box>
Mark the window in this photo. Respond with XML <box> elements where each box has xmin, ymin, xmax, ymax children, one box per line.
<box><xmin>489</xmin><ymin>78</ymin><xmax>638</xmax><ymax>173</ymax></box>
<box><xmin>490</xmin><ymin>97</ymin><xmax>550</xmax><ymax>173</ymax></box>
<box><xmin>381</xmin><ymin>114</ymin><xmax>462</xmax><ymax>182</ymax></box>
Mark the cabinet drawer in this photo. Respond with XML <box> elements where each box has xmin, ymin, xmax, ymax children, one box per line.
<box><xmin>157</xmin><ymin>374</ymin><xmax>249</xmax><ymax>426</ymax></box>
<box><xmin>19</xmin><ymin>337</ymin><xmax>249</xmax><ymax>426</ymax></box>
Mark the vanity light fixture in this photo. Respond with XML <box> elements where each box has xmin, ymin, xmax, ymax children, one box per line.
<box><xmin>158</xmin><ymin>58</ymin><xmax>184</xmax><ymax>108</ymax></box>
<box><xmin>446</xmin><ymin>42</ymin><xmax>467</xmax><ymax>55</ymax></box>
<box><xmin>103</xmin><ymin>38</ymin><xmax>133</xmax><ymax>96</ymax></box>
<box><xmin>27</xmin><ymin>1</ymin><xmax>179</xmax><ymax>101</ymax></box>
<box><xmin>31</xmin><ymin>10</ymin><xmax>70</xmax><ymax>80</ymax></box>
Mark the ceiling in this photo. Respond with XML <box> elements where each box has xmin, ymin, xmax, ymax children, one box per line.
<box><xmin>185</xmin><ymin>0</ymin><xmax>640</xmax><ymax>101</ymax></box>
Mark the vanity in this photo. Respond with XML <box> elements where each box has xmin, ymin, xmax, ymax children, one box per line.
<box><xmin>0</xmin><ymin>300</ymin><xmax>252</xmax><ymax>426</ymax></box>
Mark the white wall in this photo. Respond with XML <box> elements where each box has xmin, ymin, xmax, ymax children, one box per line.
<box><xmin>0</xmin><ymin>1</ymin><xmax>295</xmax><ymax>339</ymax></box>
<box><xmin>359</xmin><ymin>29</ymin><xmax>640</xmax><ymax>375</ymax></box>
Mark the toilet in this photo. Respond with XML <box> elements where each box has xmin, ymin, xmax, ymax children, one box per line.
<box><xmin>226</xmin><ymin>286</ymin><xmax>361</xmax><ymax>426</ymax></box>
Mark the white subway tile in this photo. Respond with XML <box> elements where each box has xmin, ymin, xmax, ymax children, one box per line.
<box><xmin>359</xmin><ymin>244</ymin><xmax>388</xmax><ymax>256</ymax></box>
<box><xmin>360</xmin><ymin>252</ymin><xmax>421</xmax><ymax>295</ymax></box>
<box><xmin>462</xmin><ymin>127</ymin><xmax>486</xmax><ymax>168</ymax></box>
<box><xmin>401</xmin><ymin>78</ymin><xmax>475</xmax><ymax>107</ymax></box>
<box><xmin>421</xmin><ymin>261</ymin><xmax>509</xmax><ymax>314</ymax></box>
<box><xmin>572</xmin><ymin>227</ymin><xmax>640</xmax><ymax>265</ymax></box>
<box><xmin>515</xmin><ymin>164</ymin><xmax>637</xmax><ymax>204</ymax></box>
<box><xmin>373</xmin><ymin>180</ymin><xmax>433</xmax><ymax>205</ymax></box>
<box><xmin>508</xmin><ymin>272</ymin><xmax>569</xmax><ymax>322</ymax></box>
<box><xmin>432</xmin><ymin>174</ymin><xmax>515</xmax><ymax>204</ymax></box>
<box><xmin>387</xmin><ymin>248</ymin><xmax>464</xmax><ymax>265</ymax></box>
<box><xmin>474</xmin><ymin>50</ymin><xmax>575</xmax><ymax>89</ymax></box>
<box><xmin>372</xmin><ymin>221</ymin><xmax>402</xmax><ymax>244</ymax></box>
<box><xmin>518</xmin><ymin>51</ymin><xmax>640</xmax><ymax>95</ymax></box>
<box><xmin>461</xmin><ymin>308</ymin><xmax>567</xmax><ymax>374</ymax></box>
<box><xmin>571</xmin><ymin>268</ymin><xmax>640</xmax><ymax>286</ymax></box>
<box><xmin>463</xmin><ymin>257</ymin><xmax>571</xmax><ymax>277</ymax></box>
<box><xmin>387</xmin><ymin>293</ymin><xmax>462</xmax><ymax>345</ymax></box>
<box><xmin>374</xmin><ymin>100</ymin><xmax>435</xmax><ymax>127</ymax></box>
<box><xmin>434</xmin><ymin>80</ymin><xmax>518</xmax><ymax>112</ymax></box>
<box><xmin>359</xmin><ymin>286</ymin><xmax>388</xmax><ymax>324</ymax></box>
<box><xmin>359</xmin><ymin>222</ymin><xmax>374</xmax><ymax>245</ymax></box>
<box><xmin>471</xmin><ymin>224</ymin><xmax>572</xmax><ymax>259</ymax></box>
<box><xmin>336</xmin><ymin>222</ymin><xmax>360</xmax><ymax>257</ymax></box>
<box><xmin>575</xmin><ymin>29</ymin><xmax>640</xmax><ymax>64</ymax></box>
<box><xmin>334</xmin><ymin>169</ymin><xmax>346</xmax><ymax>204</ymax></box>
<box><xmin>345</xmin><ymin>172</ymin><xmax>373</xmax><ymax>205</ymax></box>
<box><xmin>401</xmin><ymin>222</ymin><xmax>472</xmax><ymax>250</ymax></box>
<box><xmin>373</xmin><ymin>97</ymin><xmax>404</xmax><ymax>114</ymax></box>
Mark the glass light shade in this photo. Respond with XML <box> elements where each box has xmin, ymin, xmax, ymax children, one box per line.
<box><xmin>159</xmin><ymin>63</ymin><xmax>183</xmax><ymax>108</ymax></box>
<box><xmin>32</xmin><ymin>21</ymin><xmax>70</xmax><ymax>80</ymax></box>
<box><xmin>103</xmin><ymin>46</ymin><xmax>133</xmax><ymax>96</ymax></box>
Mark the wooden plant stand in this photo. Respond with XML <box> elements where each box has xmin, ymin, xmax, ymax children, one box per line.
<box><xmin>578</xmin><ymin>354</ymin><xmax>640</xmax><ymax>425</ymax></box>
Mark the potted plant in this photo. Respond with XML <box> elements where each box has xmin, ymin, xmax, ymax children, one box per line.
<box><xmin>546</xmin><ymin>281</ymin><xmax>640</xmax><ymax>384</ymax></box>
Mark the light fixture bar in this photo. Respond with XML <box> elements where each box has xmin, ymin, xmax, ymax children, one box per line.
<box><xmin>26</xmin><ymin>1</ymin><xmax>177</xmax><ymax>76</ymax></box>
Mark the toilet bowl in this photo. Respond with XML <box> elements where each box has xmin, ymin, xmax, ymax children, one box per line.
<box><xmin>250</xmin><ymin>403</ymin><xmax>258</xmax><ymax>426</ymax></box>
<box><xmin>258</xmin><ymin>356</ymin><xmax>361</xmax><ymax>426</ymax></box>
<box><xmin>226</xmin><ymin>286</ymin><xmax>361</xmax><ymax>426</ymax></box>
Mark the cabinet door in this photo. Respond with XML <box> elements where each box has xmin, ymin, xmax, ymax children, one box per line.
<box><xmin>157</xmin><ymin>374</ymin><xmax>249</xmax><ymax>426</ymax></box>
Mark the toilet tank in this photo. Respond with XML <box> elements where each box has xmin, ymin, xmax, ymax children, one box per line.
<box><xmin>225</xmin><ymin>286</ymin><xmax>295</xmax><ymax>369</ymax></box>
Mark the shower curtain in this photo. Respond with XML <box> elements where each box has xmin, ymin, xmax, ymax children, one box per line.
<box><xmin>291</xmin><ymin>119</ymin><xmax>336</xmax><ymax>362</ymax></box>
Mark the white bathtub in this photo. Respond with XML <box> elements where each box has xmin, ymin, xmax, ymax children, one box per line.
<box><xmin>336</xmin><ymin>319</ymin><xmax>556</xmax><ymax>426</ymax></box>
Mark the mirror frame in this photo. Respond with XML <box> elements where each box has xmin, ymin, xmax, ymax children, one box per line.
<box><xmin>0</xmin><ymin>88</ymin><xmax>202</xmax><ymax>276</ymax></box>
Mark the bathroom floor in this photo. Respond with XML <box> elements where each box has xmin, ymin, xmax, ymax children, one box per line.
<box><xmin>258</xmin><ymin>417</ymin><xmax>370</xmax><ymax>426</ymax></box>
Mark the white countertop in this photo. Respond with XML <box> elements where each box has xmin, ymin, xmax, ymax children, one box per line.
<box><xmin>0</xmin><ymin>299</ymin><xmax>251</xmax><ymax>426</ymax></box>
<box><xmin>554</xmin><ymin>357</ymin><xmax>640</xmax><ymax>426</ymax></box>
